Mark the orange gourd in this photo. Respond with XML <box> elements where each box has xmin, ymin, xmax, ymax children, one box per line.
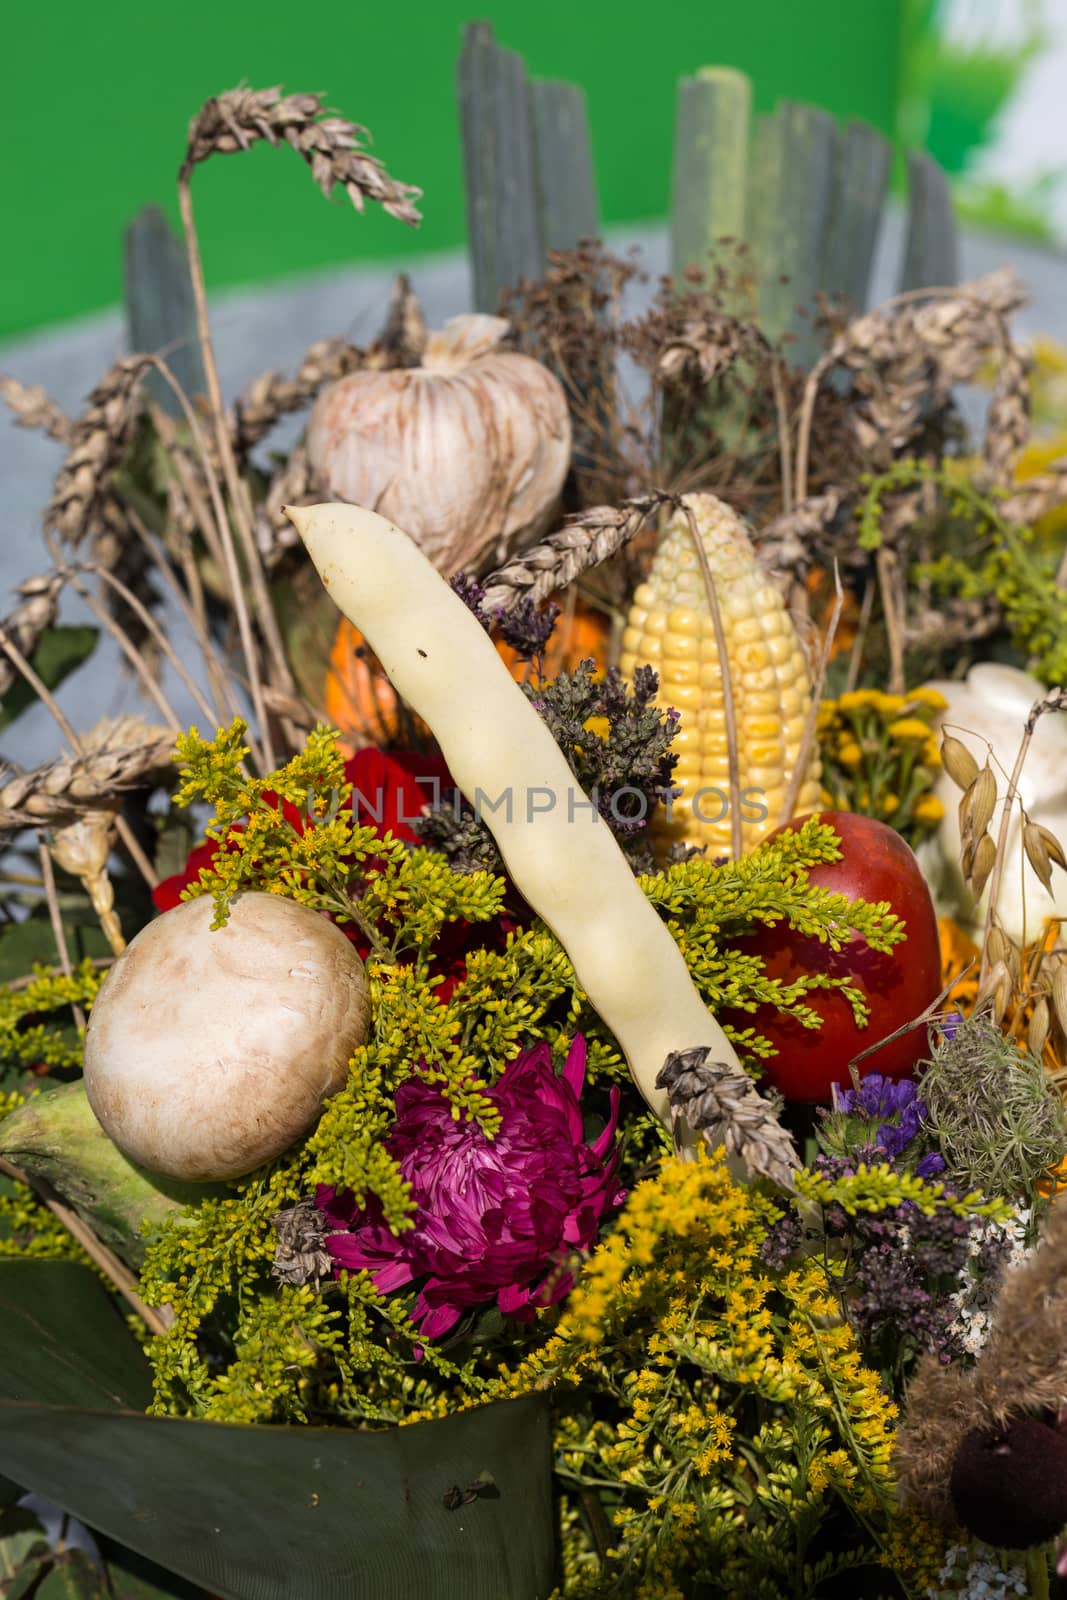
<box><xmin>324</xmin><ymin>597</ymin><xmax>614</xmax><ymax>750</ymax></box>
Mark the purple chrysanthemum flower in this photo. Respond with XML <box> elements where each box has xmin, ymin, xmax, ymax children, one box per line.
<box><xmin>316</xmin><ymin>1037</ymin><xmax>625</xmax><ymax>1340</ymax></box>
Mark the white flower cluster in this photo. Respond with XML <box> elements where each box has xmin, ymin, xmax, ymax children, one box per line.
<box><xmin>947</xmin><ymin>1206</ymin><xmax>1032</xmax><ymax>1358</ymax></box>
<box><xmin>927</xmin><ymin>1542</ymin><xmax>1028</xmax><ymax>1599</ymax></box>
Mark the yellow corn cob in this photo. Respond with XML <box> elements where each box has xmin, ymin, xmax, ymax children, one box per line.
<box><xmin>619</xmin><ymin>494</ymin><xmax>822</xmax><ymax>858</ymax></box>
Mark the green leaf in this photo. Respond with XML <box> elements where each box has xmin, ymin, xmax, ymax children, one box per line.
<box><xmin>5</xmin><ymin>1553</ymin><xmax>49</xmax><ymax>1600</ymax></box>
<box><xmin>34</xmin><ymin>1550</ymin><xmax>108</xmax><ymax>1600</ymax></box>
<box><xmin>0</xmin><ymin>630</ymin><xmax>99</xmax><ymax>735</ymax></box>
<box><xmin>0</xmin><ymin>1262</ymin><xmax>556</xmax><ymax>1600</ymax></box>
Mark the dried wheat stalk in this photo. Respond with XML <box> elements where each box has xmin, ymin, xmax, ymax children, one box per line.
<box><xmin>1001</xmin><ymin>456</ymin><xmax>1067</xmax><ymax>527</ymax></box>
<box><xmin>180</xmin><ymin>86</ymin><xmax>421</xmax><ymax>225</ymax></box>
<box><xmin>254</xmin><ymin>443</ymin><xmax>325</xmax><ymax>570</ymax></box>
<box><xmin>231</xmin><ymin>336</ymin><xmax>366</xmax><ymax>456</ymax></box>
<box><xmin>795</xmin><ymin>271</ymin><xmax>1028</xmax><ymax>501</ymax></box>
<box><xmin>0</xmin><ymin>375</ymin><xmax>75</xmax><ymax>445</ymax></box>
<box><xmin>46</xmin><ymin>357</ymin><xmax>152</xmax><ymax>545</ymax></box>
<box><xmin>984</xmin><ymin>340</ymin><xmax>1032</xmax><ymax>489</ymax></box>
<box><xmin>0</xmin><ymin>573</ymin><xmax>67</xmax><ymax>696</ymax></box>
<box><xmin>480</xmin><ymin>494</ymin><xmax>671</xmax><ymax>613</ymax></box>
<box><xmin>655</xmin><ymin>1048</ymin><xmax>799</xmax><ymax>1189</ymax></box>
<box><xmin>0</xmin><ymin>723</ymin><xmax>177</xmax><ymax>832</ymax></box>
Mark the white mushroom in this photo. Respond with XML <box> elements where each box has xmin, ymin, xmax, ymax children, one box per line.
<box><xmin>84</xmin><ymin>892</ymin><xmax>369</xmax><ymax>1181</ymax></box>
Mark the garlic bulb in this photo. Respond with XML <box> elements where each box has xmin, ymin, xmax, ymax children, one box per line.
<box><xmin>306</xmin><ymin>314</ymin><xmax>571</xmax><ymax>575</ymax></box>
<box><xmin>923</xmin><ymin>662</ymin><xmax>1067</xmax><ymax>944</ymax></box>
<box><xmin>84</xmin><ymin>892</ymin><xmax>370</xmax><ymax>1181</ymax></box>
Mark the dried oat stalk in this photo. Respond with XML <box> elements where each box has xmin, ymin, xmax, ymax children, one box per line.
<box><xmin>181</xmin><ymin>86</ymin><xmax>422</xmax><ymax>226</ymax></box>
<box><xmin>47</xmin><ymin>357</ymin><xmax>152</xmax><ymax>545</ymax></box>
<box><xmin>655</xmin><ymin>1047</ymin><xmax>799</xmax><ymax>1189</ymax></box>
<box><xmin>0</xmin><ymin>721</ymin><xmax>176</xmax><ymax>832</ymax></box>
<box><xmin>480</xmin><ymin>494</ymin><xmax>670</xmax><ymax>613</ymax></box>
<box><xmin>0</xmin><ymin>375</ymin><xmax>75</xmax><ymax>445</ymax></box>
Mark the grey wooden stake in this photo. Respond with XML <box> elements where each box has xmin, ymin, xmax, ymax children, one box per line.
<box><xmin>819</xmin><ymin>119</ymin><xmax>892</xmax><ymax>313</ymax></box>
<box><xmin>123</xmin><ymin>205</ymin><xmax>205</xmax><ymax>413</ymax></box>
<box><xmin>670</xmin><ymin>66</ymin><xmax>751</xmax><ymax>279</ymax></box>
<box><xmin>899</xmin><ymin>149</ymin><xmax>960</xmax><ymax>292</ymax></box>
<box><xmin>751</xmin><ymin>102</ymin><xmax>839</xmax><ymax>365</ymax></box>
<box><xmin>457</xmin><ymin>21</ymin><xmax>543</xmax><ymax>312</ymax></box>
<box><xmin>529</xmin><ymin>78</ymin><xmax>599</xmax><ymax>256</ymax></box>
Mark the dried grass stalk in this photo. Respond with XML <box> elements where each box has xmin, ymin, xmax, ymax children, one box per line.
<box><xmin>180</xmin><ymin>86</ymin><xmax>422</xmax><ymax>225</ymax></box>
<box><xmin>0</xmin><ymin>375</ymin><xmax>75</xmax><ymax>445</ymax></box>
<box><xmin>983</xmin><ymin>341</ymin><xmax>1032</xmax><ymax>489</ymax></box>
<box><xmin>655</xmin><ymin>1047</ymin><xmax>799</xmax><ymax>1189</ymax></box>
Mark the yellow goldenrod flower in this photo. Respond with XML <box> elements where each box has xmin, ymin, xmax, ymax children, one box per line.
<box><xmin>912</xmin><ymin>793</ymin><xmax>945</xmax><ymax>825</ymax></box>
<box><xmin>887</xmin><ymin>717</ymin><xmax>936</xmax><ymax>744</ymax></box>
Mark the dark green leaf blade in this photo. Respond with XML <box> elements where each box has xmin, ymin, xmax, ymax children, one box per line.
<box><xmin>0</xmin><ymin>628</ymin><xmax>99</xmax><ymax>735</ymax></box>
<box><xmin>0</xmin><ymin>1263</ymin><xmax>556</xmax><ymax>1600</ymax></box>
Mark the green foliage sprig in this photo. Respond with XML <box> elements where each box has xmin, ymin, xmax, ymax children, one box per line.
<box><xmin>859</xmin><ymin>458</ymin><xmax>1067</xmax><ymax>684</ymax></box>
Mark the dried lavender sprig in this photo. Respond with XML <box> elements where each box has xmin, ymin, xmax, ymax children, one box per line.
<box><xmin>181</xmin><ymin>86</ymin><xmax>422</xmax><ymax>226</ymax></box>
<box><xmin>655</xmin><ymin>1047</ymin><xmax>799</xmax><ymax>1189</ymax></box>
<box><xmin>480</xmin><ymin>493</ymin><xmax>672</xmax><ymax>613</ymax></box>
<box><xmin>0</xmin><ymin>375</ymin><xmax>75</xmax><ymax>445</ymax></box>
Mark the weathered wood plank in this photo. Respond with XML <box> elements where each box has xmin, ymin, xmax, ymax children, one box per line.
<box><xmin>530</xmin><ymin>77</ymin><xmax>599</xmax><ymax>256</ymax></box>
<box><xmin>899</xmin><ymin>149</ymin><xmax>960</xmax><ymax>292</ymax></box>
<box><xmin>820</xmin><ymin>119</ymin><xmax>892</xmax><ymax>312</ymax></box>
<box><xmin>752</xmin><ymin>102</ymin><xmax>839</xmax><ymax>364</ymax></box>
<box><xmin>457</xmin><ymin>20</ymin><xmax>542</xmax><ymax>312</ymax></box>
<box><xmin>123</xmin><ymin>205</ymin><xmax>205</xmax><ymax>413</ymax></box>
<box><xmin>670</xmin><ymin>66</ymin><xmax>751</xmax><ymax>279</ymax></box>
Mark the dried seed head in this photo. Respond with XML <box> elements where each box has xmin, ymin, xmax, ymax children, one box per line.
<box><xmin>1023</xmin><ymin>820</ymin><xmax>1056</xmax><ymax>893</ymax></box>
<box><xmin>1053</xmin><ymin>965</ymin><xmax>1067</xmax><ymax>1040</ymax></box>
<box><xmin>976</xmin><ymin>958</ymin><xmax>1012</xmax><ymax>1022</ymax></box>
<box><xmin>1037</xmin><ymin>823</ymin><xmax>1067</xmax><ymax>872</ymax></box>
<box><xmin>1028</xmin><ymin>994</ymin><xmax>1051</xmax><ymax>1059</ymax></box>
<box><xmin>985</xmin><ymin>925</ymin><xmax>1014</xmax><ymax>978</ymax></box>
<box><xmin>942</xmin><ymin>735</ymin><xmax>980</xmax><ymax>791</ymax></box>
<box><xmin>970</xmin><ymin>833</ymin><xmax>998</xmax><ymax>899</ymax></box>
<box><xmin>967</xmin><ymin>766</ymin><xmax>998</xmax><ymax>841</ymax></box>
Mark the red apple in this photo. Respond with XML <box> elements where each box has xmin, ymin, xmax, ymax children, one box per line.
<box><xmin>727</xmin><ymin>812</ymin><xmax>942</xmax><ymax>1104</ymax></box>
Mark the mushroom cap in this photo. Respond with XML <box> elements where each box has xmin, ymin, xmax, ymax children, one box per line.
<box><xmin>84</xmin><ymin>892</ymin><xmax>370</xmax><ymax>1181</ymax></box>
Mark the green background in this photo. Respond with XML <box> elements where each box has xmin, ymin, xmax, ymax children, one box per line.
<box><xmin>0</xmin><ymin>0</ymin><xmax>901</xmax><ymax>340</ymax></box>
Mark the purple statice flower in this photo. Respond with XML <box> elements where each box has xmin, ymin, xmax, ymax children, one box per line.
<box><xmin>317</xmin><ymin>1037</ymin><xmax>625</xmax><ymax>1340</ymax></box>
<box><xmin>830</xmin><ymin>1072</ymin><xmax>935</xmax><ymax>1166</ymax></box>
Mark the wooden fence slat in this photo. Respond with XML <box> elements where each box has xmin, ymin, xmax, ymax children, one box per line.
<box><xmin>820</xmin><ymin>119</ymin><xmax>892</xmax><ymax>313</ymax></box>
<box><xmin>899</xmin><ymin>149</ymin><xmax>960</xmax><ymax>292</ymax></box>
<box><xmin>670</xmin><ymin>66</ymin><xmax>751</xmax><ymax>279</ymax></box>
<box><xmin>753</xmin><ymin>101</ymin><xmax>839</xmax><ymax>364</ymax></box>
<box><xmin>123</xmin><ymin>205</ymin><xmax>205</xmax><ymax>413</ymax></box>
<box><xmin>529</xmin><ymin>78</ymin><xmax>599</xmax><ymax>256</ymax></box>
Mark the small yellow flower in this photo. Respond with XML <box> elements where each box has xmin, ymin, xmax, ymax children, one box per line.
<box><xmin>905</xmin><ymin>687</ymin><xmax>948</xmax><ymax>712</ymax></box>
<box><xmin>912</xmin><ymin>793</ymin><xmax>945</xmax><ymax>825</ymax></box>
<box><xmin>923</xmin><ymin>739</ymin><xmax>942</xmax><ymax>768</ymax></box>
<box><xmin>871</xmin><ymin>692</ymin><xmax>907</xmax><ymax>717</ymax></box>
<box><xmin>835</xmin><ymin>740</ymin><xmax>864</xmax><ymax>769</ymax></box>
<box><xmin>837</xmin><ymin>689</ymin><xmax>879</xmax><ymax>715</ymax></box>
<box><xmin>888</xmin><ymin>717</ymin><xmax>936</xmax><ymax>744</ymax></box>
<box><xmin>882</xmin><ymin>794</ymin><xmax>900</xmax><ymax>815</ymax></box>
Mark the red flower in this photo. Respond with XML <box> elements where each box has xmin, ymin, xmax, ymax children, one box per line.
<box><xmin>152</xmin><ymin>748</ymin><xmax>516</xmax><ymax>999</ymax></box>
